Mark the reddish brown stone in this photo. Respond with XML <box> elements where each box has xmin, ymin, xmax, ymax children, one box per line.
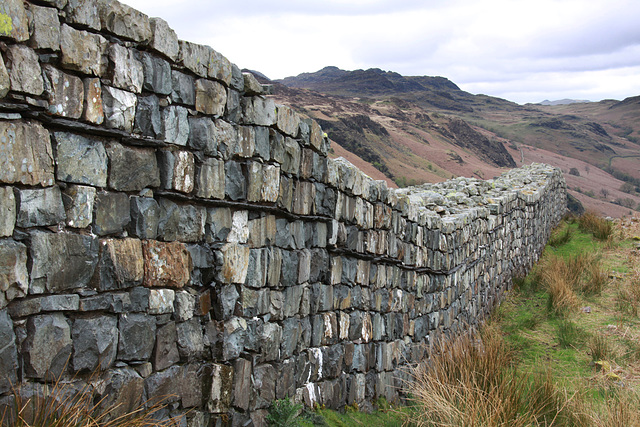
<box><xmin>197</xmin><ymin>290</ymin><xmax>211</xmax><ymax>316</ymax></box>
<box><xmin>142</xmin><ymin>240</ymin><xmax>191</xmax><ymax>288</ymax></box>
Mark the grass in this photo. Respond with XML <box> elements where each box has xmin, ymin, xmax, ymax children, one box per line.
<box><xmin>400</xmin><ymin>213</ymin><xmax>640</xmax><ymax>426</ymax></box>
<box><xmin>0</xmin><ymin>374</ymin><xmax>181</xmax><ymax>427</ymax></box>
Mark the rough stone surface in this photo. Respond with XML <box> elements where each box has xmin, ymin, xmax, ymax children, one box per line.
<box><xmin>82</xmin><ymin>77</ymin><xmax>104</xmax><ymax>124</ymax></box>
<box><xmin>0</xmin><ymin>55</ymin><xmax>9</xmax><ymax>99</ymax></box>
<box><xmin>118</xmin><ymin>313</ymin><xmax>156</xmax><ymax>361</ymax></box>
<box><xmin>195</xmin><ymin>79</ymin><xmax>227</xmax><ymax>116</ymax></box>
<box><xmin>72</xmin><ymin>315</ymin><xmax>118</xmax><ymax>371</ymax></box>
<box><xmin>140</xmin><ymin>51</ymin><xmax>171</xmax><ymax>95</ymax></box>
<box><xmin>28</xmin><ymin>4</ymin><xmax>61</xmax><ymax>50</ymax></box>
<box><xmin>158</xmin><ymin>199</ymin><xmax>206</xmax><ymax>242</ymax></box>
<box><xmin>0</xmin><ymin>310</ymin><xmax>17</xmax><ymax>393</ymax></box>
<box><xmin>108</xmin><ymin>44</ymin><xmax>144</xmax><ymax>93</ymax></box>
<box><xmin>179</xmin><ymin>41</ymin><xmax>209</xmax><ymax>77</ymax></box>
<box><xmin>129</xmin><ymin>196</ymin><xmax>160</xmax><ymax>239</ymax></box>
<box><xmin>148</xmin><ymin>288</ymin><xmax>175</xmax><ymax>314</ymax></box>
<box><xmin>171</xmin><ymin>70</ymin><xmax>195</xmax><ymax>106</ymax></box>
<box><xmin>102</xmin><ymin>86</ymin><xmax>137</xmax><ymax>132</ymax></box>
<box><xmin>154</xmin><ymin>321</ymin><xmax>180</xmax><ymax>370</ymax></box>
<box><xmin>42</xmin><ymin>65</ymin><xmax>84</xmax><ymax>118</ymax></box>
<box><xmin>134</xmin><ymin>95</ymin><xmax>163</xmax><ymax>138</ymax></box>
<box><xmin>29</xmin><ymin>231</ymin><xmax>98</xmax><ymax>294</ymax></box>
<box><xmin>149</xmin><ymin>17</ymin><xmax>179</xmax><ymax>61</ymax></box>
<box><xmin>93</xmin><ymin>191</ymin><xmax>130</xmax><ymax>236</ymax></box>
<box><xmin>142</xmin><ymin>240</ymin><xmax>191</xmax><ymax>288</ymax></box>
<box><xmin>0</xmin><ymin>187</ymin><xmax>16</xmax><ymax>237</ymax></box>
<box><xmin>0</xmin><ymin>240</ymin><xmax>28</xmax><ymax>305</ymax></box>
<box><xmin>195</xmin><ymin>157</ymin><xmax>225</xmax><ymax>200</ymax></box>
<box><xmin>62</xmin><ymin>185</ymin><xmax>96</xmax><ymax>229</ymax></box>
<box><xmin>54</xmin><ymin>132</ymin><xmax>108</xmax><ymax>187</ymax></box>
<box><xmin>161</xmin><ymin>105</ymin><xmax>189</xmax><ymax>146</ymax></box>
<box><xmin>98</xmin><ymin>0</ymin><xmax>152</xmax><ymax>42</ymax></box>
<box><xmin>22</xmin><ymin>313</ymin><xmax>72</xmax><ymax>379</ymax></box>
<box><xmin>65</xmin><ymin>0</ymin><xmax>100</xmax><ymax>30</ymax></box>
<box><xmin>0</xmin><ymin>0</ymin><xmax>29</xmax><ymax>41</ymax></box>
<box><xmin>0</xmin><ymin>121</ymin><xmax>54</xmax><ymax>187</ymax></box>
<box><xmin>107</xmin><ymin>143</ymin><xmax>160</xmax><ymax>191</ymax></box>
<box><xmin>60</xmin><ymin>24</ymin><xmax>108</xmax><ymax>76</ymax></box>
<box><xmin>92</xmin><ymin>238</ymin><xmax>144</xmax><ymax>291</ymax></box>
<box><xmin>16</xmin><ymin>186</ymin><xmax>65</xmax><ymax>227</ymax></box>
<box><xmin>7</xmin><ymin>45</ymin><xmax>43</xmax><ymax>95</ymax></box>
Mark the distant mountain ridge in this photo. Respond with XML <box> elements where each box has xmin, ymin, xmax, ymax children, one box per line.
<box><xmin>277</xmin><ymin>66</ymin><xmax>460</xmax><ymax>95</ymax></box>
<box><xmin>537</xmin><ymin>99</ymin><xmax>591</xmax><ymax>106</ymax></box>
<box><xmin>267</xmin><ymin>66</ymin><xmax>640</xmax><ymax>217</ymax></box>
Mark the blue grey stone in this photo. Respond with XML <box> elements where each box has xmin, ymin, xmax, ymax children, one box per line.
<box><xmin>72</xmin><ymin>315</ymin><xmax>117</xmax><ymax>372</ymax></box>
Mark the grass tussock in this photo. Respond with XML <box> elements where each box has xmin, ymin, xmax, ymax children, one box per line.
<box><xmin>588</xmin><ymin>334</ymin><xmax>613</xmax><ymax>363</ymax></box>
<box><xmin>0</xmin><ymin>375</ymin><xmax>181</xmax><ymax>427</ymax></box>
<box><xmin>405</xmin><ymin>324</ymin><xmax>573</xmax><ymax>427</ymax></box>
<box><xmin>540</xmin><ymin>251</ymin><xmax>609</xmax><ymax>315</ymax></box>
<box><xmin>548</xmin><ymin>225</ymin><xmax>574</xmax><ymax>248</ymax></box>
<box><xmin>579</xmin><ymin>212</ymin><xmax>614</xmax><ymax>241</ymax></box>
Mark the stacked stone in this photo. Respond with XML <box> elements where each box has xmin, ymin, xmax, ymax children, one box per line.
<box><xmin>0</xmin><ymin>0</ymin><xmax>567</xmax><ymax>425</ymax></box>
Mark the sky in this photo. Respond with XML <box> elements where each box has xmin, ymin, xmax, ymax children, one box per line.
<box><xmin>123</xmin><ymin>0</ymin><xmax>640</xmax><ymax>104</ymax></box>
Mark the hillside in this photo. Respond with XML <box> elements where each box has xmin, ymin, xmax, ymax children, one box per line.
<box><xmin>267</xmin><ymin>67</ymin><xmax>640</xmax><ymax>217</ymax></box>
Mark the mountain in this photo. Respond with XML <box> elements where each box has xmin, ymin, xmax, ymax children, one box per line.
<box><xmin>267</xmin><ymin>67</ymin><xmax>640</xmax><ymax>217</ymax></box>
<box><xmin>537</xmin><ymin>99</ymin><xmax>591</xmax><ymax>106</ymax></box>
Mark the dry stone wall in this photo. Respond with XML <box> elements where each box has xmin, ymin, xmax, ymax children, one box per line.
<box><xmin>0</xmin><ymin>0</ymin><xmax>567</xmax><ymax>425</ymax></box>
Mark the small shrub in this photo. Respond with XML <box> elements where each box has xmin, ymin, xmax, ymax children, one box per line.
<box><xmin>266</xmin><ymin>398</ymin><xmax>304</xmax><ymax>427</ymax></box>
<box><xmin>569</xmin><ymin>167</ymin><xmax>581</xmax><ymax>176</ymax></box>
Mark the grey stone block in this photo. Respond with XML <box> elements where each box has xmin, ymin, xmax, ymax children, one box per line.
<box><xmin>195</xmin><ymin>157</ymin><xmax>225</xmax><ymax>200</ymax></box>
<box><xmin>29</xmin><ymin>231</ymin><xmax>98</xmax><ymax>294</ymax></box>
<box><xmin>195</xmin><ymin>79</ymin><xmax>226</xmax><ymax>117</ymax></box>
<box><xmin>54</xmin><ymin>132</ymin><xmax>108</xmax><ymax>187</ymax></box>
<box><xmin>93</xmin><ymin>191</ymin><xmax>130</xmax><ymax>236</ymax></box>
<box><xmin>7</xmin><ymin>45</ymin><xmax>43</xmax><ymax>95</ymax></box>
<box><xmin>188</xmin><ymin>116</ymin><xmax>218</xmax><ymax>155</ymax></box>
<box><xmin>1</xmin><ymin>0</ymin><xmax>29</xmax><ymax>42</ymax></box>
<box><xmin>171</xmin><ymin>70</ymin><xmax>195</xmax><ymax>106</ymax></box>
<box><xmin>97</xmin><ymin>368</ymin><xmax>144</xmax><ymax>419</ymax></box>
<box><xmin>0</xmin><ymin>310</ymin><xmax>17</xmax><ymax>393</ymax></box>
<box><xmin>129</xmin><ymin>196</ymin><xmax>159</xmax><ymax>239</ymax></box>
<box><xmin>72</xmin><ymin>315</ymin><xmax>117</xmax><ymax>372</ymax></box>
<box><xmin>176</xmin><ymin>318</ymin><xmax>205</xmax><ymax>360</ymax></box>
<box><xmin>149</xmin><ymin>17</ymin><xmax>179</xmax><ymax>61</ymax></box>
<box><xmin>134</xmin><ymin>94</ymin><xmax>163</xmax><ymax>138</ymax></box>
<box><xmin>206</xmin><ymin>207</ymin><xmax>232</xmax><ymax>242</ymax></box>
<box><xmin>0</xmin><ymin>55</ymin><xmax>9</xmax><ymax>99</ymax></box>
<box><xmin>82</xmin><ymin>77</ymin><xmax>104</xmax><ymax>124</ymax></box>
<box><xmin>98</xmin><ymin>0</ymin><xmax>152</xmax><ymax>42</ymax></box>
<box><xmin>22</xmin><ymin>313</ymin><xmax>72</xmax><ymax>379</ymax></box>
<box><xmin>42</xmin><ymin>65</ymin><xmax>84</xmax><ymax>118</ymax></box>
<box><xmin>28</xmin><ymin>4</ymin><xmax>61</xmax><ymax>50</ymax></box>
<box><xmin>118</xmin><ymin>313</ymin><xmax>156</xmax><ymax>361</ymax></box>
<box><xmin>102</xmin><ymin>85</ymin><xmax>137</xmax><ymax>132</ymax></box>
<box><xmin>139</xmin><ymin>51</ymin><xmax>172</xmax><ymax>95</ymax></box>
<box><xmin>60</xmin><ymin>24</ymin><xmax>108</xmax><ymax>76</ymax></box>
<box><xmin>0</xmin><ymin>187</ymin><xmax>16</xmax><ymax>237</ymax></box>
<box><xmin>8</xmin><ymin>294</ymin><xmax>79</xmax><ymax>317</ymax></box>
<box><xmin>154</xmin><ymin>321</ymin><xmax>180</xmax><ymax>371</ymax></box>
<box><xmin>108</xmin><ymin>44</ymin><xmax>143</xmax><ymax>93</ymax></box>
<box><xmin>157</xmin><ymin>198</ymin><xmax>206</xmax><ymax>242</ymax></box>
<box><xmin>178</xmin><ymin>41</ymin><xmax>210</xmax><ymax>77</ymax></box>
<box><xmin>91</xmin><ymin>238</ymin><xmax>143</xmax><ymax>291</ymax></box>
<box><xmin>161</xmin><ymin>105</ymin><xmax>189</xmax><ymax>146</ymax></box>
<box><xmin>64</xmin><ymin>0</ymin><xmax>100</xmax><ymax>30</ymax></box>
<box><xmin>15</xmin><ymin>186</ymin><xmax>65</xmax><ymax>227</ymax></box>
<box><xmin>107</xmin><ymin>143</ymin><xmax>160</xmax><ymax>191</ymax></box>
<box><xmin>225</xmin><ymin>161</ymin><xmax>246</xmax><ymax>201</ymax></box>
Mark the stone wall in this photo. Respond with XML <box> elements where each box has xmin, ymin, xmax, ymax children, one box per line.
<box><xmin>0</xmin><ymin>0</ymin><xmax>566</xmax><ymax>425</ymax></box>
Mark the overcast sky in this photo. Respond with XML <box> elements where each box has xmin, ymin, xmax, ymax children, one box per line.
<box><xmin>123</xmin><ymin>0</ymin><xmax>640</xmax><ymax>104</ymax></box>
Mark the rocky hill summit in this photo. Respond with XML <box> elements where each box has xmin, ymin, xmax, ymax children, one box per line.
<box><xmin>267</xmin><ymin>67</ymin><xmax>640</xmax><ymax>217</ymax></box>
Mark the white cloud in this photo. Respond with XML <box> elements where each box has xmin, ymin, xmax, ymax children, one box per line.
<box><xmin>123</xmin><ymin>0</ymin><xmax>640</xmax><ymax>104</ymax></box>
